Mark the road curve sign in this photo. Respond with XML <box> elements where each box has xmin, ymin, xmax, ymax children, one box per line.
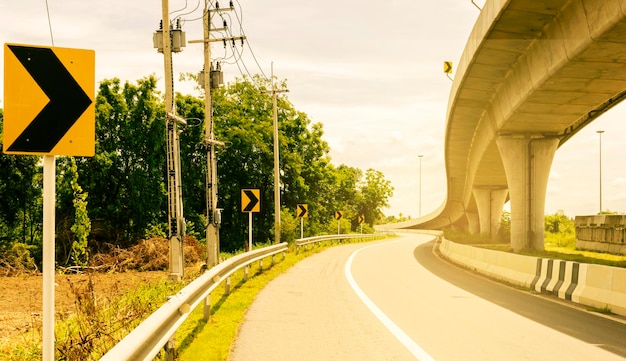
<box><xmin>297</xmin><ymin>204</ymin><xmax>308</xmax><ymax>218</ymax></box>
<box><xmin>241</xmin><ymin>189</ymin><xmax>260</xmax><ymax>213</ymax></box>
<box><xmin>3</xmin><ymin>44</ymin><xmax>95</xmax><ymax>156</ymax></box>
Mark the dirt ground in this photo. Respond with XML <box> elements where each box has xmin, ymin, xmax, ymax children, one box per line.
<box><xmin>0</xmin><ymin>271</ymin><xmax>167</xmax><ymax>347</ymax></box>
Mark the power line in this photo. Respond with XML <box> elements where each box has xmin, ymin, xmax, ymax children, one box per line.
<box><xmin>181</xmin><ymin>0</ymin><xmax>272</xmax><ymax>87</ymax></box>
<box><xmin>44</xmin><ymin>0</ymin><xmax>54</xmax><ymax>46</ymax></box>
<box><xmin>233</xmin><ymin>0</ymin><xmax>268</xmax><ymax>80</ymax></box>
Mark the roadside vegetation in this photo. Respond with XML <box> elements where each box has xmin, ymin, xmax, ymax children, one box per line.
<box><xmin>0</xmin><ymin>75</ymin><xmax>394</xmax><ymax>276</ymax></box>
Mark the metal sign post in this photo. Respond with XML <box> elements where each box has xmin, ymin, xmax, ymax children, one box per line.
<box><xmin>42</xmin><ymin>155</ymin><xmax>55</xmax><ymax>361</ymax></box>
<box><xmin>248</xmin><ymin>212</ymin><xmax>253</xmax><ymax>251</ymax></box>
<box><xmin>296</xmin><ymin>204</ymin><xmax>308</xmax><ymax>239</ymax></box>
<box><xmin>4</xmin><ymin>43</ymin><xmax>95</xmax><ymax>361</ymax></box>
<box><xmin>358</xmin><ymin>215</ymin><xmax>364</xmax><ymax>234</ymax></box>
<box><xmin>241</xmin><ymin>189</ymin><xmax>260</xmax><ymax>251</ymax></box>
<box><xmin>334</xmin><ymin>211</ymin><xmax>343</xmax><ymax>234</ymax></box>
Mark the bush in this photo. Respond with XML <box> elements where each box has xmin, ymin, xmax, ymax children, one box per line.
<box><xmin>55</xmin><ymin>275</ymin><xmax>183</xmax><ymax>360</ymax></box>
<box><xmin>89</xmin><ymin>237</ymin><xmax>205</xmax><ymax>272</ymax></box>
<box><xmin>0</xmin><ymin>242</ymin><xmax>38</xmax><ymax>275</ymax></box>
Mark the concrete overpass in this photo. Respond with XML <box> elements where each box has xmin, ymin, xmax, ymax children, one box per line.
<box><xmin>392</xmin><ymin>0</ymin><xmax>626</xmax><ymax>251</ymax></box>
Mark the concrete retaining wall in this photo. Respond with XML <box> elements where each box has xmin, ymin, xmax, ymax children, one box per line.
<box><xmin>437</xmin><ymin>236</ymin><xmax>626</xmax><ymax>317</ymax></box>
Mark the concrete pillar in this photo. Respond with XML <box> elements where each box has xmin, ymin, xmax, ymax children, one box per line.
<box><xmin>496</xmin><ymin>135</ymin><xmax>559</xmax><ymax>251</ymax></box>
<box><xmin>473</xmin><ymin>187</ymin><xmax>509</xmax><ymax>238</ymax></box>
<box><xmin>466</xmin><ymin>212</ymin><xmax>480</xmax><ymax>235</ymax></box>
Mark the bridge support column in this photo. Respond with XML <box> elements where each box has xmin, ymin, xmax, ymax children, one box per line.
<box><xmin>496</xmin><ymin>135</ymin><xmax>559</xmax><ymax>252</ymax></box>
<box><xmin>466</xmin><ymin>212</ymin><xmax>480</xmax><ymax>235</ymax></box>
<box><xmin>473</xmin><ymin>187</ymin><xmax>508</xmax><ymax>239</ymax></box>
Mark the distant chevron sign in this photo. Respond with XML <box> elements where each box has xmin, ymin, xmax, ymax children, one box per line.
<box><xmin>3</xmin><ymin>44</ymin><xmax>95</xmax><ymax>156</ymax></box>
<box><xmin>297</xmin><ymin>204</ymin><xmax>308</xmax><ymax>218</ymax></box>
<box><xmin>241</xmin><ymin>189</ymin><xmax>260</xmax><ymax>213</ymax></box>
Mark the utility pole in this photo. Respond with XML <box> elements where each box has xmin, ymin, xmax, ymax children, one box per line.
<box><xmin>269</xmin><ymin>63</ymin><xmax>288</xmax><ymax>244</ymax></box>
<box><xmin>202</xmin><ymin>5</ymin><xmax>219</xmax><ymax>268</ymax></box>
<box><xmin>155</xmin><ymin>0</ymin><xmax>187</xmax><ymax>281</ymax></box>
<box><xmin>189</xmin><ymin>2</ymin><xmax>245</xmax><ymax>266</ymax></box>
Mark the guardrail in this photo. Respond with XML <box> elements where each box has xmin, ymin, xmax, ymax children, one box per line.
<box><xmin>100</xmin><ymin>242</ymin><xmax>288</xmax><ymax>361</ymax></box>
<box><xmin>295</xmin><ymin>233</ymin><xmax>389</xmax><ymax>254</ymax></box>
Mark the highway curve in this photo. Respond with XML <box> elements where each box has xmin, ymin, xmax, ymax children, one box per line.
<box><xmin>230</xmin><ymin>234</ymin><xmax>626</xmax><ymax>360</ymax></box>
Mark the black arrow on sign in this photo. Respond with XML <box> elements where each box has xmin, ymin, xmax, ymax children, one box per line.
<box><xmin>297</xmin><ymin>204</ymin><xmax>307</xmax><ymax>218</ymax></box>
<box><xmin>243</xmin><ymin>189</ymin><xmax>260</xmax><ymax>212</ymax></box>
<box><xmin>7</xmin><ymin>45</ymin><xmax>92</xmax><ymax>153</ymax></box>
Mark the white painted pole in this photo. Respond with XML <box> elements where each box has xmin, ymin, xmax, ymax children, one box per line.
<box><xmin>42</xmin><ymin>155</ymin><xmax>55</xmax><ymax>361</ymax></box>
<box><xmin>248</xmin><ymin>212</ymin><xmax>253</xmax><ymax>251</ymax></box>
<box><xmin>300</xmin><ymin>217</ymin><xmax>303</xmax><ymax>239</ymax></box>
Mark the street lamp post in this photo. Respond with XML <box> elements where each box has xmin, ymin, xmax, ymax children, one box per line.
<box><xmin>597</xmin><ymin>130</ymin><xmax>604</xmax><ymax>214</ymax></box>
<box><xmin>418</xmin><ymin>154</ymin><xmax>423</xmax><ymax>217</ymax></box>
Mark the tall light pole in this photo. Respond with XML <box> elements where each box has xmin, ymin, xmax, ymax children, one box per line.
<box><xmin>597</xmin><ymin>130</ymin><xmax>604</xmax><ymax>214</ymax></box>
<box><xmin>418</xmin><ymin>154</ymin><xmax>423</xmax><ymax>218</ymax></box>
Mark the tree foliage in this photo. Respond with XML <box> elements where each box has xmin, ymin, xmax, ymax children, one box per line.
<box><xmin>75</xmin><ymin>77</ymin><xmax>167</xmax><ymax>247</ymax></box>
<box><xmin>0</xmin><ymin>74</ymin><xmax>395</xmax><ymax>267</ymax></box>
<box><xmin>0</xmin><ymin>109</ymin><xmax>42</xmax><ymax>259</ymax></box>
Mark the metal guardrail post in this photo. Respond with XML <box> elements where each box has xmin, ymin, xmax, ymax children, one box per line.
<box><xmin>203</xmin><ymin>295</ymin><xmax>211</xmax><ymax>321</ymax></box>
<box><xmin>225</xmin><ymin>277</ymin><xmax>231</xmax><ymax>295</ymax></box>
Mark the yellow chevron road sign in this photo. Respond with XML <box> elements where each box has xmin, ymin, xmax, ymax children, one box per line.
<box><xmin>3</xmin><ymin>44</ymin><xmax>95</xmax><ymax>156</ymax></box>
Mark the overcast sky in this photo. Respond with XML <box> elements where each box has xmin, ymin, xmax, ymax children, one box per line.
<box><xmin>2</xmin><ymin>0</ymin><xmax>626</xmax><ymax>219</ymax></box>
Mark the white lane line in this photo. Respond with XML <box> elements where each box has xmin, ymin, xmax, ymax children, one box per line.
<box><xmin>345</xmin><ymin>242</ymin><xmax>436</xmax><ymax>361</ymax></box>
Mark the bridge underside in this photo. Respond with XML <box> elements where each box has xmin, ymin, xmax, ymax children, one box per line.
<box><xmin>392</xmin><ymin>0</ymin><xmax>626</xmax><ymax>251</ymax></box>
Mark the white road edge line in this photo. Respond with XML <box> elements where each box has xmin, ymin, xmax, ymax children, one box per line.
<box><xmin>345</xmin><ymin>242</ymin><xmax>436</xmax><ymax>361</ymax></box>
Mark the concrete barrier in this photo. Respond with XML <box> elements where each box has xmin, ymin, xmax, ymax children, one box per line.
<box><xmin>438</xmin><ymin>237</ymin><xmax>537</xmax><ymax>288</ymax></box>
<box><xmin>437</xmin><ymin>236</ymin><xmax>626</xmax><ymax>317</ymax></box>
<box><xmin>573</xmin><ymin>264</ymin><xmax>626</xmax><ymax>316</ymax></box>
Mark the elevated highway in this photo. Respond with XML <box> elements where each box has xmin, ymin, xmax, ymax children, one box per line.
<box><xmin>393</xmin><ymin>0</ymin><xmax>626</xmax><ymax>250</ymax></box>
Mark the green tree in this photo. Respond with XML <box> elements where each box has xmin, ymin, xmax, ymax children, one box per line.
<box><xmin>69</xmin><ymin>157</ymin><xmax>91</xmax><ymax>266</ymax></box>
<box><xmin>209</xmin><ymin>76</ymin><xmax>338</xmax><ymax>250</ymax></box>
<box><xmin>73</xmin><ymin>76</ymin><xmax>167</xmax><ymax>247</ymax></box>
<box><xmin>0</xmin><ymin>108</ymin><xmax>43</xmax><ymax>259</ymax></box>
<box><xmin>356</xmin><ymin>168</ymin><xmax>394</xmax><ymax>228</ymax></box>
<box><xmin>544</xmin><ymin>210</ymin><xmax>574</xmax><ymax>248</ymax></box>
<box><xmin>169</xmin><ymin>93</ymin><xmax>210</xmax><ymax>246</ymax></box>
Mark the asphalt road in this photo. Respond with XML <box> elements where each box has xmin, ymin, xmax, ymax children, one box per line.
<box><xmin>230</xmin><ymin>233</ymin><xmax>626</xmax><ymax>360</ymax></box>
